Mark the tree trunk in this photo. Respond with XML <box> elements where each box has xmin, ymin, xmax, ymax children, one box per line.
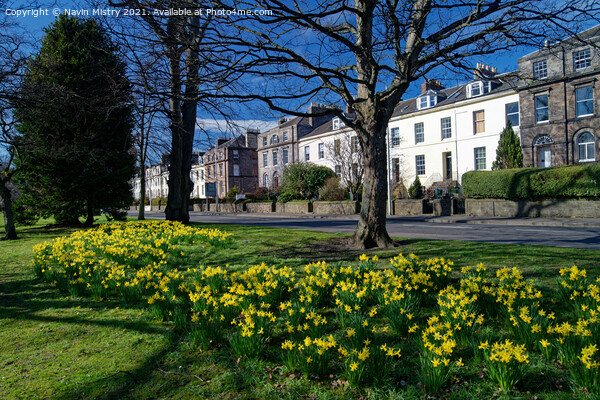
<box><xmin>352</xmin><ymin>125</ymin><xmax>393</xmax><ymax>249</ymax></box>
<box><xmin>138</xmin><ymin>164</ymin><xmax>146</xmax><ymax>220</ymax></box>
<box><xmin>0</xmin><ymin>181</ymin><xmax>17</xmax><ymax>240</ymax></box>
<box><xmin>84</xmin><ymin>200</ymin><xmax>94</xmax><ymax>226</ymax></box>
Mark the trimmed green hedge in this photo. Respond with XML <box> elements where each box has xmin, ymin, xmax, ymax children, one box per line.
<box><xmin>462</xmin><ymin>164</ymin><xmax>600</xmax><ymax>200</ymax></box>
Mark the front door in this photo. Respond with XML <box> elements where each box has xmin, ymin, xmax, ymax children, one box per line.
<box><xmin>539</xmin><ymin>147</ymin><xmax>551</xmax><ymax>168</ymax></box>
<box><xmin>444</xmin><ymin>152</ymin><xmax>452</xmax><ymax>180</ymax></box>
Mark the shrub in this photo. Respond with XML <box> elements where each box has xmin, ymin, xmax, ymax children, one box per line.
<box><xmin>318</xmin><ymin>177</ymin><xmax>347</xmax><ymax>201</ymax></box>
<box><xmin>278</xmin><ymin>163</ymin><xmax>336</xmax><ymax>202</ymax></box>
<box><xmin>492</xmin><ymin>123</ymin><xmax>524</xmax><ymax>170</ymax></box>
<box><xmin>462</xmin><ymin>164</ymin><xmax>600</xmax><ymax>200</ymax></box>
<box><xmin>408</xmin><ymin>176</ymin><xmax>424</xmax><ymax>199</ymax></box>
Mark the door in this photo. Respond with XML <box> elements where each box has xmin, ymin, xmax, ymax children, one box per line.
<box><xmin>444</xmin><ymin>152</ymin><xmax>452</xmax><ymax>179</ymax></box>
<box><xmin>539</xmin><ymin>147</ymin><xmax>551</xmax><ymax>168</ymax></box>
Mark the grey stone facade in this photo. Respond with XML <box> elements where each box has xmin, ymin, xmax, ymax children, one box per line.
<box><xmin>518</xmin><ymin>26</ymin><xmax>600</xmax><ymax>167</ymax></box>
<box><xmin>257</xmin><ymin>103</ymin><xmax>338</xmax><ymax>189</ymax></box>
<box><xmin>204</xmin><ymin>129</ymin><xmax>259</xmax><ymax>198</ymax></box>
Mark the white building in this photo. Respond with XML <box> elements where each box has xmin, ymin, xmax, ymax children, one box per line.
<box><xmin>388</xmin><ymin>68</ymin><xmax>520</xmax><ymax>189</ymax></box>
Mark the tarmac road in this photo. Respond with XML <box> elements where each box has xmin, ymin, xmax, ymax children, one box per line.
<box><xmin>131</xmin><ymin>211</ymin><xmax>600</xmax><ymax>250</ymax></box>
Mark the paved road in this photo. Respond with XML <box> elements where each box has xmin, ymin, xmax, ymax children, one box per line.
<box><xmin>132</xmin><ymin>211</ymin><xmax>600</xmax><ymax>250</ymax></box>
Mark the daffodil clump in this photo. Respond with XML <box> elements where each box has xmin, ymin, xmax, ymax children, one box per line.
<box><xmin>281</xmin><ymin>335</ymin><xmax>337</xmax><ymax>377</ymax></box>
<box><xmin>479</xmin><ymin>339</ymin><xmax>529</xmax><ymax>394</ymax></box>
<box><xmin>436</xmin><ymin>286</ymin><xmax>484</xmax><ymax>344</ymax></box>
<box><xmin>569</xmin><ymin>344</ymin><xmax>600</xmax><ymax>396</ymax></box>
<box><xmin>417</xmin><ymin>316</ymin><xmax>461</xmax><ymax>393</ymax></box>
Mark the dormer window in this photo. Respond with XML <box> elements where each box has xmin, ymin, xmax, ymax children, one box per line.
<box><xmin>467</xmin><ymin>81</ymin><xmax>490</xmax><ymax>98</ymax></box>
<box><xmin>417</xmin><ymin>91</ymin><xmax>438</xmax><ymax>110</ymax></box>
<box><xmin>332</xmin><ymin>117</ymin><xmax>345</xmax><ymax>130</ymax></box>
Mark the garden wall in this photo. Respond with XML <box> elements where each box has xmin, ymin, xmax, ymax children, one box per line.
<box><xmin>466</xmin><ymin>199</ymin><xmax>600</xmax><ymax>218</ymax></box>
<box><xmin>313</xmin><ymin>201</ymin><xmax>359</xmax><ymax>215</ymax></box>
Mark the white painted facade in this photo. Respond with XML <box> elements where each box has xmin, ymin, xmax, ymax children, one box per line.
<box><xmin>388</xmin><ymin>86</ymin><xmax>520</xmax><ymax>188</ymax></box>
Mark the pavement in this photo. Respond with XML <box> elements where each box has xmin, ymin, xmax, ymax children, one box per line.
<box><xmin>191</xmin><ymin>211</ymin><xmax>600</xmax><ymax>228</ymax></box>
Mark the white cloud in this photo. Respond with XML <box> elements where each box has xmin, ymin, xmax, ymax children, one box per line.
<box><xmin>196</xmin><ymin>118</ymin><xmax>277</xmax><ymax>136</ymax></box>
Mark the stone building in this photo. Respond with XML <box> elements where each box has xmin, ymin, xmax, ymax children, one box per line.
<box><xmin>203</xmin><ymin>129</ymin><xmax>259</xmax><ymax>198</ymax></box>
<box><xmin>518</xmin><ymin>26</ymin><xmax>600</xmax><ymax>167</ymax></box>
<box><xmin>257</xmin><ymin>103</ymin><xmax>339</xmax><ymax>189</ymax></box>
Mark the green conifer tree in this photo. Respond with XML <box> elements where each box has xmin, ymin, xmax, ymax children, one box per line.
<box><xmin>492</xmin><ymin>122</ymin><xmax>524</xmax><ymax>170</ymax></box>
<box><xmin>15</xmin><ymin>15</ymin><xmax>135</xmax><ymax>225</ymax></box>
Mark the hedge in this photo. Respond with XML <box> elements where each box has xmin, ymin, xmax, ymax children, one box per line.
<box><xmin>462</xmin><ymin>164</ymin><xmax>600</xmax><ymax>200</ymax></box>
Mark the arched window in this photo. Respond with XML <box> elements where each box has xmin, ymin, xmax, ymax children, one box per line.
<box><xmin>533</xmin><ymin>135</ymin><xmax>554</xmax><ymax>146</ymax></box>
<box><xmin>273</xmin><ymin>171</ymin><xmax>279</xmax><ymax>188</ymax></box>
<box><xmin>577</xmin><ymin>132</ymin><xmax>596</xmax><ymax>162</ymax></box>
<box><xmin>270</xmin><ymin>135</ymin><xmax>279</xmax><ymax>145</ymax></box>
<box><xmin>263</xmin><ymin>173</ymin><xmax>269</xmax><ymax>188</ymax></box>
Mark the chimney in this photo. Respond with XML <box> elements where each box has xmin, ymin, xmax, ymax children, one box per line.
<box><xmin>308</xmin><ymin>102</ymin><xmax>339</xmax><ymax>127</ymax></box>
<box><xmin>278</xmin><ymin>117</ymin><xmax>288</xmax><ymax>125</ymax></box>
<box><xmin>217</xmin><ymin>137</ymin><xmax>228</xmax><ymax>146</ymax></box>
<box><xmin>474</xmin><ymin>63</ymin><xmax>498</xmax><ymax>79</ymax></box>
<box><xmin>420</xmin><ymin>78</ymin><xmax>445</xmax><ymax>94</ymax></box>
<box><xmin>245</xmin><ymin>128</ymin><xmax>259</xmax><ymax>149</ymax></box>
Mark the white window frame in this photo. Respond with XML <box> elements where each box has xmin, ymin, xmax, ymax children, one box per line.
<box><xmin>575</xmin><ymin>86</ymin><xmax>594</xmax><ymax>117</ymax></box>
<box><xmin>474</xmin><ymin>147</ymin><xmax>486</xmax><ymax>170</ymax></box>
<box><xmin>233</xmin><ymin>164</ymin><xmax>240</xmax><ymax>176</ymax></box>
<box><xmin>415</xmin><ymin>155</ymin><xmax>425</xmax><ymax>175</ymax></box>
<box><xmin>573</xmin><ymin>49</ymin><xmax>591</xmax><ymax>71</ymax></box>
<box><xmin>273</xmin><ymin>150</ymin><xmax>278</xmax><ymax>166</ymax></box>
<box><xmin>318</xmin><ymin>143</ymin><xmax>324</xmax><ymax>159</ymax></box>
<box><xmin>506</xmin><ymin>102</ymin><xmax>520</xmax><ymax>127</ymax></box>
<box><xmin>282</xmin><ymin>131</ymin><xmax>288</xmax><ymax>141</ymax></box>
<box><xmin>283</xmin><ymin>148</ymin><xmax>289</xmax><ymax>164</ymax></box>
<box><xmin>263</xmin><ymin>152</ymin><xmax>268</xmax><ymax>167</ymax></box>
<box><xmin>535</xmin><ymin>94</ymin><xmax>549</xmax><ymax>123</ymax></box>
<box><xmin>414</xmin><ymin>122</ymin><xmax>424</xmax><ymax>144</ymax></box>
<box><xmin>304</xmin><ymin>146</ymin><xmax>310</xmax><ymax>161</ymax></box>
<box><xmin>577</xmin><ymin>132</ymin><xmax>596</xmax><ymax>162</ymax></box>
<box><xmin>533</xmin><ymin>60</ymin><xmax>547</xmax><ymax>80</ymax></box>
<box><xmin>440</xmin><ymin>117</ymin><xmax>451</xmax><ymax>140</ymax></box>
<box><xmin>391</xmin><ymin>127</ymin><xmax>400</xmax><ymax>147</ymax></box>
<box><xmin>473</xmin><ymin>110</ymin><xmax>485</xmax><ymax>134</ymax></box>
<box><xmin>232</xmin><ymin>149</ymin><xmax>239</xmax><ymax>159</ymax></box>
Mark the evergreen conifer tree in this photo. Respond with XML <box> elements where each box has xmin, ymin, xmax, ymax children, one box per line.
<box><xmin>15</xmin><ymin>15</ymin><xmax>135</xmax><ymax>225</ymax></box>
<box><xmin>492</xmin><ymin>122</ymin><xmax>524</xmax><ymax>170</ymax></box>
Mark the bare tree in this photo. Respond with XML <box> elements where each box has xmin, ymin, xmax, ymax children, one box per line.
<box><xmin>211</xmin><ymin>0</ymin><xmax>598</xmax><ymax>248</ymax></box>
<box><xmin>324</xmin><ymin>130</ymin><xmax>364</xmax><ymax>200</ymax></box>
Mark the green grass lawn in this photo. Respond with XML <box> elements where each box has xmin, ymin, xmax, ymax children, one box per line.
<box><xmin>1</xmin><ymin>217</ymin><xmax>599</xmax><ymax>399</ymax></box>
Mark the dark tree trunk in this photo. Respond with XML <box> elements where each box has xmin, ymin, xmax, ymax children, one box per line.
<box><xmin>84</xmin><ymin>201</ymin><xmax>94</xmax><ymax>226</ymax></box>
<box><xmin>0</xmin><ymin>181</ymin><xmax>17</xmax><ymax>240</ymax></box>
<box><xmin>138</xmin><ymin>164</ymin><xmax>146</xmax><ymax>220</ymax></box>
<box><xmin>352</xmin><ymin>123</ymin><xmax>393</xmax><ymax>249</ymax></box>
<box><xmin>164</xmin><ymin>16</ymin><xmax>199</xmax><ymax>224</ymax></box>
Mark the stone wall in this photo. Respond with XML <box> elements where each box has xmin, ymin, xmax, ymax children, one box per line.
<box><xmin>393</xmin><ymin>199</ymin><xmax>428</xmax><ymax>216</ymax></box>
<box><xmin>246</xmin><ymin>202</ymin><xmax>275</xmax><ymax>213</ymax></box>
<box><xmin>313</xmin><ymin>201</ymin><xmax>359</xmax><ymax>214</ymax></box>
<box><xmin>277</xmin><ymin>202</ymin><xmax>313</xmax><ymax>214</ymax></box>
<box><xmin>466</xmin><ymin>198</ymin><xmax>600</xmax><ymax>218</ymax></box>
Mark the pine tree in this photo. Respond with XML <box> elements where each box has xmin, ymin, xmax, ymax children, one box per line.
<box><xmin>15</xmin><ymin>15</ymin><xmax>135</xmax><ymax>225</ymax></box>
<box><xmin>492</xmin><ymin>122</ymin><xmax>524</xmax><ymax>170</ymax></box>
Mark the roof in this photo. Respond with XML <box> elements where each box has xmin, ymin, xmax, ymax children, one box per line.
<box><xmin>301</xmin><ymin>118</ymin><xmax>354</xmax><ymax>141</ymax></box>
<box><xmin>391</xmin><ymin>75</ymin><xmax>517</xmax><ymax>118</ymax></box>
<box><xmin>261</xmin><ymin>116</ymin><xmax>305</xmax><ymax>135</ymax></box>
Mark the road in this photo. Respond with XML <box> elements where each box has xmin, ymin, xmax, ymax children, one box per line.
<box><xmin>132</xmin><ymin>211</ymin><xmax>600</xmax><ymax>250</ymax></box>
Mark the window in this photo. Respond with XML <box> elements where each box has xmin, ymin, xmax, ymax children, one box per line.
<box><xmin>283</xmin><ymin>148</ymin><xmax>289</xmax><ymax>164</ymax></box>
<box><xmin>233</xmin><ymin>164</ymin><xmax>240</xmax><ymax>176</ymax></box>
<box><xmin>332</xmin><ymin>118</ymin><xmax>345</xmax><ymax>130</ymax></box>
<box><xmin>573</xmin><ymin>49</ymin><xmax>591</xmax><ymax>71</ymax></box>
<box><xmin>304</xmin><ymin>146</ymin><xmax>310</xmax><ymax>161</ymax></box>
<box><xmin>506</xmin><ymin>102</ymin><xmax>520</xmax><ymax>127</ymax></box>
<box><xmin>392</xmin><ymin>158</ymin><xmax>400</xmax><ymax>183</ymax></box>
<box><xmin>232</xmin><ymin>149</ymin><xmax>239</xmax><ymax>159</ymax></box>
<box><xmin>473</xmin><ymin>110</ymin><xmax>485</xmax><ymax>134</ymax></box>
<box><xmin>201</xmin><ymin>170</ymin><xmax>204</xmax><ymax>180</ymax></box>
<box><xmin>535</xmin><ymin>94</ymin><xmax>549</xmax><ymax>123</ymax></box>
<box><xmin>219</xmin><ymin>182</ymin><xmax>224</xmax><ymax>195</ymax></box>
<box><xmin>577</xmin><ymin>132</ymin><xmax>595</xmax><ymax>162</ymax></box>
<box><xmin>283</xmin><ymin>131</ymin><xmax>288</xmax><ymax>141</ymax></box>
<box><xmin>212</xmin><ymin>165</ymin><xmax>216</xmax><ymax>177</ymax></box>
<box><xmin>219</xmin><ymin>164</ymin><xmax>223</xmax><ymax>177</ymax></box>
<box><xmin>273</xmin><ymin>172</ymin><xmax>279</xmax><ymax>187</ymax></box>
<box><xmin>352</xmin><ymin>163</ymin><xmax>359</xmax><ymax>180</ymax></box>
<box><xmin>263</xmin><ymin>153</ymin><xmax>268</xmax><ymax>167</ymax></box>
<box><xmin>262</xmin><ymin>137</ymin><xmax>267</xmax><ymax>147</ymax></box>
<box><xmin>441</xmin><ymin>117</ymin><xmax>451</xmax><ymax>140</ymax></box>
<box><xmin>467</xmin><ymin>81</ymin><xmax>490</xmax><ymax>98</ymax></box>
<box><xmin>414</xmin><ymin>122</ymin><xmax>424</xmax><ymax>144</ymax></box>
<box><xmin>533</xmin><ymin>60</ymin><xmax>547</xmax><ymax>80</ymax></box>
<box><xmin>334</xmin><ymin>165</ymin><xmax>341</xmax><ymax>176</ymax></box>
<box><xmin>474</xmin><ymin>147</ymin><xmax>486</xmax><ymax>170</ymax></box>
<box><xmin>318</xmin><ymin>143</ymin><xmax>324</xmax><ymax>159</ymax></box>
<box><xmin>334</xmin><ymin>139</ymin><xmax>341</xmax><ymax>155</ymax></box>
<box><xmin>415</xmin><ymin>155</ymin><xmax>425</xmax><ymax>175</ymax></box>
<box><xmin>273</xmin><ymin>150</ymin><xmax>278</xmax><ymax>166</ymax></box>
<box><xmin>351</xmin><ymin>136</ymin><xmax>359</xmax><ymax>153</ymax></box>
<box><xmin>575</xmin><ymin>86</ymin><xmax>594</xmax><ymax>117</ymax></box>
<box><xmin>270</xmin><ymin>135</ymin><xmax>279</xmax><ymax>145</ymax></box>
<box><xmin>263</xmin><ymin>174</ymin><xmax>269</xmax><ymax>187</ymax></box>
<box><xmin>391</xmin><ymin>127</ymin><xmax>400</xmax><ymax>147</ymax></box>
